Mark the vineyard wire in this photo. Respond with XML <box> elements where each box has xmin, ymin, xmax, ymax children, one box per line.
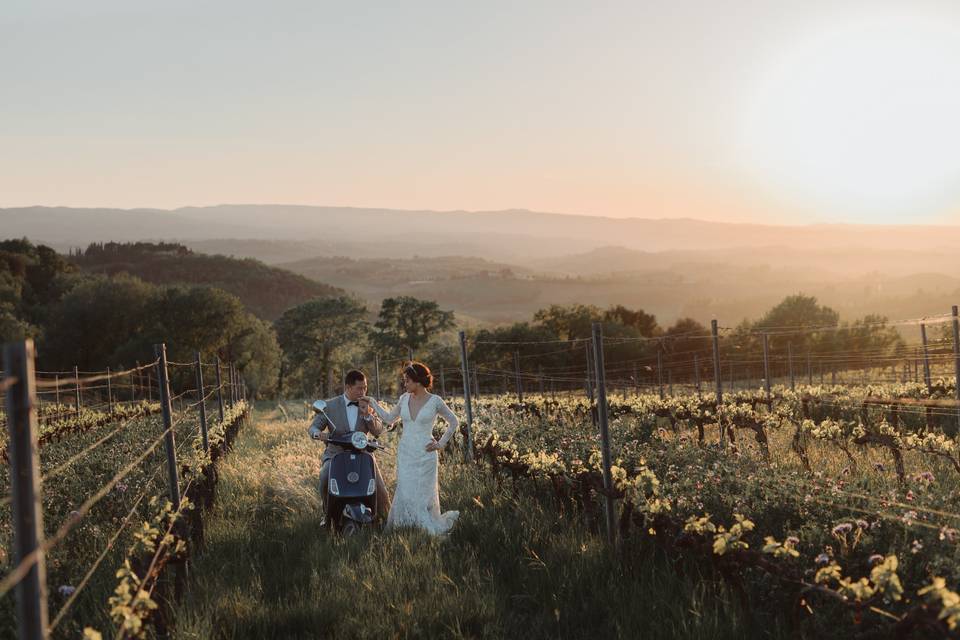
<box><xmin>47</xmin><ymin>459</ymin><xmax>169</xmax><ymax>633</ymax></box>
<box><xmin>0</xmin><ymin>415</ymin><xmax>185</xmax><ymax>599</ymax></box>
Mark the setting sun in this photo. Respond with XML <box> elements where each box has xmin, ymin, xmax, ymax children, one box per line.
<box><xmin>736</xmin><ymin>10</ymin><xmax>960</xmax><ymax>223</ymax></box>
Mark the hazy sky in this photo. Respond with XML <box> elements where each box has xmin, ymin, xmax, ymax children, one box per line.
<box><xmin>4</xmin><ymin>0</ymin><xmax>960</xmax><ymax>224</ymax></box>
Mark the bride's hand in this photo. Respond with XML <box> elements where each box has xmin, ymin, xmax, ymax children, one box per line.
<box><xmin>425</xmin><ymin>439</ymin><xmax>442</xmax><ymax>452</ymax></box>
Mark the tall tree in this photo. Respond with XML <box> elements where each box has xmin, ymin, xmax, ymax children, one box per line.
<box><xmin>603</xmin><ymin>305</ymin><xmax>661</xmax><ymax>337</ymax></box>
<box><xmin>275</xmin><ymin>296</ymin><xmax>369</xmax><ymax>397</ymax></box>
<box><xmin>371</xmin><ymin>296</ymin><xmax>454</xmax><ymax>358</ymax></box>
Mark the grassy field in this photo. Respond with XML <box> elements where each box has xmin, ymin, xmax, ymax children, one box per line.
<box><xmin>168</xmin><ymin>402</ymin><xmax>776</xmax><ymax>640</ymax></box>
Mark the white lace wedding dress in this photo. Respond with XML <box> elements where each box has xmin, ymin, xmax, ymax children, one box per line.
<box><xmin>370</xmin><ymin>393</ymin><xmax>460</xmax><ymax>535</ymax></box>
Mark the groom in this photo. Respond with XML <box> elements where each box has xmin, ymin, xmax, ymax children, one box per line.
<box><xmin>308</xmin><ymin>369</ymin><xmax>390</xmax><ymax>525</ymax></box>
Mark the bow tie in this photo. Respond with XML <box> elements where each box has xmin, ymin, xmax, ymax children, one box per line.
<box><xmin>347</xmin><ymin>401</ymin><xmax>359</xmax><ymax>407</ymax></box>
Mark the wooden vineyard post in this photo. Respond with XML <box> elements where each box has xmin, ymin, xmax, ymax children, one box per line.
<box><xmin>228</xmin><ymin>364</ymin><xmax>236</xmax><ymax>409</ymax></box>
<box><xmin>54</xmin><ymin>374</ymin><xmax>59</xmax><ymax>407</ymax></box>
<box><xmin>514</xmin><ymin>351</ymin><xmax>523</xmax><ymax>403</ymax></box>
<box><xmin>952</xmin><ymin>306</ymin><xmax>960</xmax><ymax>433</ymax></box>
<box><xmin>233</xmin><ymin>365</ymin><xmax>240</xmax><ymax>406</ymax></box>
<box><xmin>788</xmin><ymin>342</ymin><xmax>795</xmax><ymax>391</ymax></box>
<box><xmin>155</xmin><ymin>344</ymin><xmax>181</xmax><ymax>509</ymax></box>
<box><xmin>195</xmin><ymin>352</ymin><xmax>209</xmax><ymax>452</ymax></box>
<box><xmin>375</xmin><ymin>355</ymin><xmax>381</xmax><ymax>399</ymax></box>
<box><xmin>538</xmin><ymin>365</ymin><xmax>544</xmax><ymax>396</ymax></box>
<box><xmin>215</xmin><ymin>356</ymin><xmax>225</xmax><ymax>423</ymax></box>
<box><xmin>694</xmin><ymin>354</ymin><xmax>701</xmax><ymax>398</ymax></box>
<box><xmin>762</xmin><ymin>333</ymin><xmax>771</xmax><ymax>400</ymax></box>
<box><xmin>473</xmin><ymin>366</ymin><xmax>481</xmax><ymax>400</ymax></box>
<box><xmin>921</xmin><ymin>323</ymin><xmax>933</xmax><ymax>394</ymax></box>
<box><xmin>657</xmin><ymin>346</ymin><xmax>664</xmax><ymax>400</ymax></box>
<box><xmin>807</xmin><ymin>351</ymin><xmax>812</xmax><ymax>385</ymax></box>
<box><xmin>591</xmin><ymin>323</ymin><xmax>617</xmax><ymax>546</ymax></box>
<box><xmin>633</xmin><ymin>363</ymin><xmax>639</xmax><ymax>397</ymax></box>
<box><xmin>73</xmin><ymin>366</ymin><xmax>81</xmax><ymax>413</ymax></box>
<box><xmin>458</xmin><ymin>331</ymin><xmax>474</xmax><ymax>462</ymax></box>
<box><xmin>585</xmin><ymin>342</ymin><xmax>595</xmax><ymax>404</ymax></box>
<box><xmin>711</xmin><ymin>319</ymin><xmax>724</xmax><ymax>443</ymax></box>
<box><xmin>106</xmin><ymin>366</ymin><xmax>113</xmax><ymax>413</ymax></box>
<box><xmin>439</xmin><ymin>367</ymin><xmax>446</xmax><ymax>398</ymax></box>
<box><xmin>4</xmin><ymin>340</ymin><xmax>50</xmax><ymax>640</ymax></box>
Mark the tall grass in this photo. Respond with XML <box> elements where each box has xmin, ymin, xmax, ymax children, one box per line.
<box><xmin>170</xmin><ymin>404</ymin><xmax>785</xmax><ymax>640</ymax></box>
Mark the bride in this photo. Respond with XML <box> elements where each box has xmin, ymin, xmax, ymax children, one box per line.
<box><xmin>367</xmin><ymin>361</ymin><xmax>460</xmax><ymax>535</ymax></box>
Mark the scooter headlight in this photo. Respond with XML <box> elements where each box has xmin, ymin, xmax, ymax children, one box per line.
<box><xmin>350</xmin><ymin>431</ymin><xmax>368</xmax><ymax>450</ymax></box>
<box><xmin>329</xmin><ymin>478</ymin><xmax>340</xmax><ymax>495</ymax></box>
<box><xmin>367</xmin><ymin>479</ymin><xmax>376</xmax><ymax>495</ymax></box>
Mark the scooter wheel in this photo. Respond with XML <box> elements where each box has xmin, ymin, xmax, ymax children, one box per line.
<box><xmin>342</xmin><ymin>520</ymin><xmax>360</xmax><ymax>536</ymax></box>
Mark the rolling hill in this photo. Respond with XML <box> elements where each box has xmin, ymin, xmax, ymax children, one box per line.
<box><xmin>72</xmin><ymin>242</ymin><xmax>342</xmax><ymax>320</ymax></box>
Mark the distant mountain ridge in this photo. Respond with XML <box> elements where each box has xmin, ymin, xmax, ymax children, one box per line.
<box><xmin>4</xmin><ymin>206</ymin><xmax>960</xmax><ymax>262</ymax></box>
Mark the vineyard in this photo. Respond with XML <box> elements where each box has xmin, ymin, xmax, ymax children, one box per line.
<box><xmin>0</xmin><ymin>344</ymin><xmax>250</xmax><ymax>639</ymax></box>
<box><xmin>3</xmin><ymin>307</ymin><xmax>960</xmax><ymax>639</ymax></box>
<box><xmin>459</xmin><ymin>385</ymin><xmax>960</xmax><ymax>637</ymax></box>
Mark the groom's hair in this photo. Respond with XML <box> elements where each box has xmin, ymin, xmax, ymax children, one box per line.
<box><xmin>344</xmin><ymin>370</ymin><xmax>366</xmax><ymax>387</ymax></box>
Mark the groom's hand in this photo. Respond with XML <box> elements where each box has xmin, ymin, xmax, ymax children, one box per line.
<box><xmin>425</xmin><ymin>439</ymin><xmax>442</xmax><ymax>452</ymax></box>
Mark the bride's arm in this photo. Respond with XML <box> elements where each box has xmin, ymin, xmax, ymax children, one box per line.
<box><xmin>435</xmin><ymin>398</ymin><xmax>460</xmax><ymax>449</ymax></box>
<box><xmin>367</xmin><ymin>395</ymin><xmax>402</xmax><ymax>425</ymax></box>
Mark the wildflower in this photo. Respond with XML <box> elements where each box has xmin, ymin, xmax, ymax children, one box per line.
<box><xmin>832</xmin><ymin>523</ymin><xmax>853</xmax><ymax>536</ymax></box>
<box><xmin>911</xmin><ymin>540</ymin><xmax>924</xmax><ymax>554</ymax></box>
<box><xmin>939</xmin><ymin>527</ymin><xmax>958</xmax><ymax>542</ymax></box>
<box><xmin>815</xmin><ymin>552</ymin><xmax>831</xmax><ymax>565</ymax></box>
<box><xmin>868</xmin><ymin>554</ymin><xmax>884</xmax><ymax>565</ymax></box>
<box><xmin>855</xmin><ymin>519</ymin><xmax>869</xmax><ymax>530</ymax></box>
<box><xmin>58</xmin><ymin>585</ymin><xmax>76</xmax><ymax>597</ymax></box>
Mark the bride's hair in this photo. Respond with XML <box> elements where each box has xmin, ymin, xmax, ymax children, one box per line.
<box><xmin>403</xmin><ymin>361</ymin><xmax>433</xmax><ymax>390</ymax></box>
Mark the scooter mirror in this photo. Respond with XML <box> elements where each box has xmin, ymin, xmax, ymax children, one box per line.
<box><xmin>312</xmin><ymin>399</ymin><xmax>327</xmax><ymax>413</ymax></box>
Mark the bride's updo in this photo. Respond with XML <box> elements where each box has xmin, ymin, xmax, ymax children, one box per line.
<box><xmin>403</xmin><ymin>361</ymin><xmax>433</xmax><ymax>390</ymax></box>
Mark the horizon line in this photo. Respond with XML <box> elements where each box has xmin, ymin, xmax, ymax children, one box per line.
<box><xmin>3</xmin><ymin>203</ymin><xmax>960</xmax><ymax>229</ymax></box>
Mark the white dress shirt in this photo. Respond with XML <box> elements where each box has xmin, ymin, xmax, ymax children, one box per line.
<box><xmin>343</xmin><ymin>394</ymin><xmax>359</xmax><ymax>431</ymax></box>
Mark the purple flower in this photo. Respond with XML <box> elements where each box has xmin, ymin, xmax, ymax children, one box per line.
<box><xmin>868</xmin><ymin>554</ymin><xmax>883</xmax><ymax>565</ymax></box>
<box><xmin>832</xmin><ymin>523</ymin><xmax>853</xmax><ymax>536</ymax></box>
<box><xmin>815</xmin><ymin>553</ymin><xmax>830</xmax><ymax>565</ymax></box>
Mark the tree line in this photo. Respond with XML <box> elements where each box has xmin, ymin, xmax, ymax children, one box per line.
<box><xmin>3</xmin><ymin>239</ymin><xmax>915</xmax><ymax>399</ymax></box>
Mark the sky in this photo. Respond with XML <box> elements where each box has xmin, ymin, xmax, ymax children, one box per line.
<box><xmin>3</xmin><ymin>0</ymin><xmax>960</xmax><ymax>225</ymax></box>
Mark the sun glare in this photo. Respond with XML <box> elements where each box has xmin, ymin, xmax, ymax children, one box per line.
<box><xmin>736</xmin><ymin>11</ymin><xmax>960</xmax><ymax>224</ymax></box>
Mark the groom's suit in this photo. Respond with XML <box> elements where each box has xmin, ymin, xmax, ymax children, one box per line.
<box><xmin>309</xmin><ymin>395</ymin><xmax>390</xmax><ymax>520</ymax></box>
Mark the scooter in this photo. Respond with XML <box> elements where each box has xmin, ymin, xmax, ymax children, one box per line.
<box><xmin>312</xmin><ymin>399</ymin><xmax>385</xmax><ymax>535</ymax></box>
